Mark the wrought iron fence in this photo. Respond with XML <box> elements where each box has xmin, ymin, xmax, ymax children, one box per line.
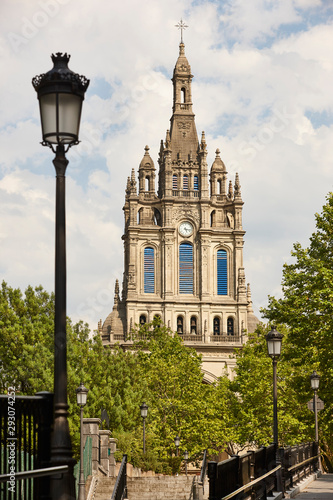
<box><xmin>208</xmin><ymin>442</ymin><xmax>319</xmax><ymax>500</ymax></box>
<box><xmin>0</xmin><ymin>392</ymin><xmax>53</xmax><ymax>500</ymax></box>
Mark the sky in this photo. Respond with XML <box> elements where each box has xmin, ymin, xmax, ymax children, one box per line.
<box><xmin>1</xmin><ymin>0</ymin><xmax>333</xmax><ymax>332</ymax></box>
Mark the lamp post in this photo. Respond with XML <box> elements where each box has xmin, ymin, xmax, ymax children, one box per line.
<box><xmin>140</xmin><ymin>402</ymin><xmax>148</xmax><ymax>454</ymax></box>
<box><xmin>310</xmin><ymin>371</ymin><xmax>321</xmax><ymax>471</ymax></box>
<box><xmin>32</xmin><ymin>53</ymin><xmax>89</xmax><ymax>499</ymax></box>
<box><xmin>310</xmin><ymin>371</ymin><xmax>320</xmax><ymax>443</ymax></box>
<box><xmin>184</xmin><ymin>450</ymin><xmax>188</xmax><ymax>477</ymax></box>
<box><xmin>76</xmin><ymin>383</ymin><xmax>89</xmax><ymax>500</ymax></box>
<box><xmin>266</xmin><ymin>326</ymin><xmax>283</xmax><ymax>446</ymax></box>
<box><xmin>174</xmin><ymin>435</ymin><xmax>180</xmax><ymax>457</ymax></box>
<box><xmin>266</xmin><ymin>326</ymin><xmax>283</xmax><ymax>492</ymax></box>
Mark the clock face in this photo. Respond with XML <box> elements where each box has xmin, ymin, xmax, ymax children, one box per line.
<box><xmin>179</xmin><ymin>221</ymin><xmax>193</xmax><ymax>237</ymax></box>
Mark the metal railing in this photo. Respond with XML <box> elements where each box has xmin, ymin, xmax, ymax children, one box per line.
<box><xmin>111</xmin><ymin>454</ymin><xmax>127</xmax><ymax>500</ymax></box>
<box><xmin>281</xmin><ymin>442</ymin><xmax>319</xmax><ymax>491</ymax></box>
<box><xmin>208</xmin><ymin>442</ymin><xmax>319</xmax><ymax>500</ymax></box>
<box><xmin>0</xmin><ymin>392</ymin><xmax>53</xmax><ymax>500</ymax></box>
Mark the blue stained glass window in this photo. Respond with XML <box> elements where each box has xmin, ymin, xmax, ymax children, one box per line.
<box><xmin>217</xmin><ymin>249</ymin><xmax>227</xmax><ymax>295</ymax></box>
<box><xmin>173</xmin><ymin>175</ymin><xmax>178</xmax><ymax>190</ymax></box>
<box><xmin>144</xmin><ymin>247</ymin><xmax>155</xmax><ymax>293</ymax></box>
<box><xmin>183</xmin><ymin>175</ymin><xmax>189</xmax><ymax>190</ymax></box>
<box><xmin>179</xmin><ymin>243</ymin><xmax>193</xmax><ymax>294</ymax></box>
<box><xmin>194</xmin><ymin>176</ymin><xmax>199</xmax><ymax>190</ymax></box>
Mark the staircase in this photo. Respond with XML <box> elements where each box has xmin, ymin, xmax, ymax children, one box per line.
<box><xmin>93</xmin><ymin>475</ymin><xmax>194</xmax><ymax>500</ymax></box>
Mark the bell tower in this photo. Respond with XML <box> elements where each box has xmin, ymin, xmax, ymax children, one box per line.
<box><xmin>100</xmin><ymin>28</ymin><xmax>259</xmax><ymax>381</ymax></box>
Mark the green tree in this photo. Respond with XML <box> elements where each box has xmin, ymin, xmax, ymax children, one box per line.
<box><xmin>262</xmin><ymin>193</ymin><xmax>333</xmax><ymax>470</ymax></box>
<box><xmin>230</xmin><ymin>324</ymin><xmax>313</xmax><ymax>450</ymax></box>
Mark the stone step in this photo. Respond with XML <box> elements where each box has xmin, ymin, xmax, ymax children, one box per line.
<box><xmin>93</xmin><ymin>475</ymin><xmax>194</xmax><ymax>500</ymax></box>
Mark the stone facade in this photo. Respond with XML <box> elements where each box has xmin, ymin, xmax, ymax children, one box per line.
<box><xmin>99</xmin><ymin>41</ymin><xmax>259</xmax><ymax>381</ymax></box>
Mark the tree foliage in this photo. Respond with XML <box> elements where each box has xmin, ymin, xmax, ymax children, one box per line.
<box><xmin>261</xmin><ymin>193</ymin><xmax>333</xmax><ymax>470</ymax></box>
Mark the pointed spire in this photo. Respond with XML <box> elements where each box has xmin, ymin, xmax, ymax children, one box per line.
<box><xmin>114</xmin><ymin>279</ymin><xmax>120</xmax><ymax>305</ymax></box>
<box><xmin>234</xmin><ymin>173</ymin><xmax>242</xmax><ymax>199</ymax></box>
<box><xmin>228</xmin><ymin>180</ymin><xmax>233</xmax><ymax>199</ymax></box>
<box><xmin>165</xmin><ymin>129</ymin><xmax>171</xmax><ymax>150</ymax></box>
<box><xmin>247</xmin><ymin>283</ymin><xmax>254</xmax><ymax>313</ymax></box>
<box><xmin>130</xmin><ymin>168</ymin><xmax>137</xmax><ymax>194</ymax></box>
<box><xmin>200</xmin><ymin>131</ymin><xmax>207</xmax><ymax>152</ymax></box>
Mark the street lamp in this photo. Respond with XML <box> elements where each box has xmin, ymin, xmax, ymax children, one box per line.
<box><xmin>184</xmin><ymin>450</ymin><xmax>189</xmax><ymax>477</ymax></box>
<box><xmin>310</xmin><ymin>371</ymin><xmax>321</xmax><ymax>471</ymax></box>
<box><xmin>32</xmin><ymin>53</ymin><xmax>89</xmax><ymax>499</ymax></box>
<box><xmin>76</xmin><ymin>382</ymin><xmax>89</xmax><ymax>500</ymax></box>
<box><xmin>174</xmin><ymin>435</ymin><xmax>180</xmax><ymax>457</ymax></box>
<box><xmin>140</xmin><ymin>402</ymin><xmax>148</xmax><ymax>454</ymax></box>
<box><xmin>310</xmin><ymin>371</ymin><xmax>320</xmax><ymax>442</ymax></box>
<box><xmin>266</xmin><ymin>326</ymin><xmax>283</xmax><ymax>447</ymax></box>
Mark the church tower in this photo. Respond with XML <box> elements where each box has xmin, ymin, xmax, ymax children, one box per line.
<box><xmin>100</xmin><ymin>38</ymin><xmax>259</xmax><ymax>381</ymax></box>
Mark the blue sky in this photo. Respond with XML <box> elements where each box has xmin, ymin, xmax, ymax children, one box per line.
<box><xmin>1</xmin><ymin>0</ymin><xmax>333</xmax><ymax>330</ymax></box>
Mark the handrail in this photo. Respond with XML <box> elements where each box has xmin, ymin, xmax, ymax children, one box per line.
<box><xmin>199</xmin><ymin>449</ymin><xmax>207</xmax><ymax>485</ymax></box>
<box><xmin>221</xmin><ymin>465</ymin><xmax>281</xmax><ymax>500</ymax></box>
<box><xmin>111</xmin><ymin>454</ymin><xmax>127</xmax><ymax>500</ymax></box>
<box><xmin>0</xmin><ymin>465</ymin><xmax>69</xmax><ymax>482</ymax></box>
<box><xmin>287</xmin><ymin>454</ymin><xmax>320</xmax><ymax>472</ymax></box>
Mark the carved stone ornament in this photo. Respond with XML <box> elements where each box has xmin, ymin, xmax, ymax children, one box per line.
<box><xmin>177</xmin><ymin>122</ymin><xmax>191</xmax><ymax>130</ymax></box>
<box><xmin>172</xmin><ymin>207</ymin><xmax>200</xmax><ymax>224</ymax></box>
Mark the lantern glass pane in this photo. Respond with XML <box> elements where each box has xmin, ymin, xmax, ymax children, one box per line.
<box><xmin>40</xmin><ymin>93</ymin><xmax>57</xmax><ymax>142</ymax></box>
<box><xmin>58</xmin><ymin>93</ymin><xmax>82</xmax><ymax>142</ymax></box>
<box><xmin>311</xmin><ymin>377</ymin><xmax>320</xmax><ymax>390</ymax></box>
<box><xmin>267</xmin><ymin>339</ymin><xmax>281</xmax><ymax>357</ymax></box>
<box><xmin>40</xmin><ymin>92</ymin><xmax>82</xmax><ymax>144</ymax></box>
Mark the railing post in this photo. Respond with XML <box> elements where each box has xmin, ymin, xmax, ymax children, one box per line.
<box><xmin>208</xmin><ymin>461</ymin><xmax>217</xmax><ymax>500</ymax></box>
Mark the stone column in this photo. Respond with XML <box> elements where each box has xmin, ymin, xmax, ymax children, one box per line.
<box><xmin>109</xmin><ymin>438</ymin><xmax>118</xmax><ymax>477</ymax></box>
<box><xmin>99</xmin><ymin>430</ymin><xmax>111</xmax><ymax>474</ymax></box>
<box><xmin>82</xmin><ymin>418</ymin><xmax>101</xmax><ymax>474</ymax></box>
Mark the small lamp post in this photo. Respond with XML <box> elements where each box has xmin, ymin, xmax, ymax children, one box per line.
<box><xmin>140</xmin><ymin>402</ymin><xmax>148</xmax><ymax>454</ymax></box>
<box><xmin>184</xmin><ymin>450</ymin><xmax>189</xmax><ymax>477</ymax></box>
<box><xmin>32</xmin><ymin>54</ymin><xmax>89</xmax><ymax>499</ymax></box>
<box><xmin>76</xmin><ymin>382</ymin><xmax>89</xmax><ymax>500</ymax></box>
<box><xmin>266</xmin><ymin>326</ymin><xmax>283</xmax><ymax>492</ymax></box>
<box><xmin>310</xmin><ymin>371</ymin><xmax>321</xmax><ymax>471</ymax></box>
<box><xmin>266</xmin><ymin>326</ymin><xmax>283</xmax><ymax>446</ymax></box>
<box><xmin>174</xmin><ymin>435</ymin><xmax>180</xmax><ymax>457</ymax></box>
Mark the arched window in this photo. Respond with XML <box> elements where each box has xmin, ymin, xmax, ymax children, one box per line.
<box><xmin>144</xmin><ymin>247</ymin><xmax>155</xmax><ymax>293</ymax></box>
<box><xmin>173</xmin><ymin>174</ymin><xmax>178</xmax><ymax>190</ymax></box>
<box><xmin>217</xmin><ymin>179</ymin><xmax>222</xmax><ymax>194</ymax></box>
<box><xmin>177</xmin><ymin>316</ymin><xmax>183</xmax><ymax>334</ymax></box>
<box><xmin>179</xmin><ymin>243</ymin><xmax>193</xmax><ymax>294</ymax></box>
<box><xmin>190</xmin><ymin>316</ymin><xmax>197</xmax><ymax>334</ymax></box>
<box><xmin>194</xmin><ymin>175</ymin><xmax>199</xmax><ymax>191</ymax></box>
<box><xmin>181</xmin><ymin>88</ymin><xmax>186</xmax><ymax>103</ymax></box>
<box><xmin>183</xmin><ymin>175</ymin><xmax>189</xmax><ymax>190</ymax></box>
<box><xmin>210</xmin><ymin>210</ymin><xmax>216</xmax><ymax>227</ymax></box>
<box><xmin>145</xmin><ymin>176</ymin><xmax>150</xmax><ymax>191</ymax></box>
<box><xmin>227</xmin><ymin>317</ymin><xmax>234</xmax><ymax>336</ymax></box>
<box><xmin>140</xmin><ymin>314</ymin><xmax>147</xmax><ymax>325</ymax></box>
<box><xmin>213</xmin><ymin>317</ymin><xmax>220</xmax><ymax>335</ymax></box>
<box><xmin>217</xmin><ymin>249</ymin><xmax>227</xmax><ymax>295</ymax></box>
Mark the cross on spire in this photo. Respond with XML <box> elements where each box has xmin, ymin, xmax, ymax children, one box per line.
<box><xmin>175</xmin><ymin>18</ymin><xmax>188</xmax><ymax>43</ymax></box>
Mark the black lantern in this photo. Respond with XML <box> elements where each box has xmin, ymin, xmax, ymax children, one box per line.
<box><xmin>174</xmin><ymin>435</ymin><xmax>180</xmax><ymax>457</ymax></box>
<box><xmin>32</xmin><ymin>52</ymin><xmax>89</xmax><ymax>148</ymax></box>
<box><xmin>140</xmin><ymin>402</ymin><xmax>148</xmax><ymax>454</ymax></box>
<box><xmin>310</xmin><ymin>371</ymin><xmax>320</xmax><ymax>391</ymax></box>
<box><xmin>266</xmin><ymin>326</ymin><xmax>283</xmax><ymax>359</ymax></box>
<box><xmin>76</xmin><ymin>382</ymin><xmax>89</xmax><ymax>407</ymax></box>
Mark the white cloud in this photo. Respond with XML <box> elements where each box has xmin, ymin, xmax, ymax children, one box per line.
<box><xmin>1</xmin><ymin>0</ymin><xmax>332</xmax><ymax>331</ymax></box>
